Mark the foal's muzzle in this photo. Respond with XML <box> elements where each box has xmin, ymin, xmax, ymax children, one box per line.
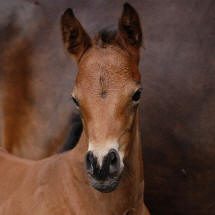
<box><xmin>85</xmin><ymin>149</ymin><xmax>121</xmax><ymax>193</ymax></box>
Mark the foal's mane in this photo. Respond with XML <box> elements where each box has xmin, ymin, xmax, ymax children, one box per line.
<box><xmin>94</xmin><ymin>27</ymin><xmax>118</xmax><ymax>48</ymax></box>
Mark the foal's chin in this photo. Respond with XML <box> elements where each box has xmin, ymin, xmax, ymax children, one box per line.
<box><xmin>89</xmin><ymin>175</ymin><xmax>121</xmax><ymax>193</ymax></box>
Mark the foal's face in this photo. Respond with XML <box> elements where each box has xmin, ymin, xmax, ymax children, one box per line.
<box><xmin>61</xmin><ymin>3</ymin><xmax>143</xmax><ymax>192</ymax></box>
<box><xmin>72</xmin><ymin>47</ymin><xmax>141</xmax><ymax>191</ymax></box>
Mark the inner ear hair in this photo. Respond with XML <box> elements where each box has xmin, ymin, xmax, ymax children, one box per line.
<box><xmin>117</xmin><ymin>3</ymin><xmax>143</xmax><ymax>63</ymax></box>
<box><xmin>61</xmin><ymin>8</ymin><xmax>92</xmax><ymax>62</ymax></box>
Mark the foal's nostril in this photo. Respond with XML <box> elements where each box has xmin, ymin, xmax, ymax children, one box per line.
<box><xmin>110</xmin><ymin>151</ymin><xmax>117</xmax><ymax>166</ymax></box>
<box><xmin>85</xmin><ymin>151</ymin><xmax>95</xmax><ymax>172</ymax></box>
<box><xmin>108</xmin><ymin>149</ymin><xmax>120</xmax><ymax>175</ymax></box>
<box><xmin>88</xmin><ymin>152</ymin><xmax>94</xmax><ymax>163</ymax></box>
<box><xmin>85</xmin><ymin>149</ymin><xmax>121</xmax><ymax>180</ymax></box>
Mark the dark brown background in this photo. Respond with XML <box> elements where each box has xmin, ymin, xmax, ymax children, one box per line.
<box><xmin>0</xmin><ymin>0</ymin><xmax>215</xmax><ymax>214</ymax></box>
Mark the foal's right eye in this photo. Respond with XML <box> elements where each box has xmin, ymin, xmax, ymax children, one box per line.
<box><xmin>132</xmin><ymin>88</ymin><xmax>142</xmax><ymax>102</ymax></box>
<box><xmin>72</xmin><ymin>97</ymin><xmax>79</xmax><ymax>107</ymax></box>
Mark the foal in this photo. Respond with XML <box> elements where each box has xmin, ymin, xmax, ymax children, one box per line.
<box><xmin>0</xmin><ymin>3</ymin><xmax>150</xmax><ymax>215</ymax></box>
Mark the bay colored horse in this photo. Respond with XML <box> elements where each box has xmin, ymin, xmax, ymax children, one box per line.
<box><xmin>0</xmin><ymin>3</ymin><xmax>150</xmax><ymax>214</ymax></box>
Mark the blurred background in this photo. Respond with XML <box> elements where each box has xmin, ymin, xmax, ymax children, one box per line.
<box><xmin>0</xmin><ymin>0</ymin><xmax>215</xmax><ymax>214</ymax></box>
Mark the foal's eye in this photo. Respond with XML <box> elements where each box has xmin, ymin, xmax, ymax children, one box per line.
<box><xmin>132</xmin><ymin>89</ymin><xmax>142</xmax><ymax>102</ymax></box>
<box><xmin>72</xmin><ymin>97</ymin><xmax>79</xmax><ymax>107</ymax></box>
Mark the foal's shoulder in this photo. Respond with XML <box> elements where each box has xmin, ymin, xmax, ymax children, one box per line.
<box><xmin>0</xmin><ymin>147</ymin><xmax>9</xmax><ymax>161</ymax></box>
<box><xmin>0</xmin><ymin>147</ymin><xmax>7</xmax><ymax>153</ymax></box>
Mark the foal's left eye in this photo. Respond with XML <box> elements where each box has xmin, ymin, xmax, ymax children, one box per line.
<box><xmin>72</xmin><ymin>97</ymin><xmax>79</xmax><ymax>107</ymax></box>
<box><xmin>132</xmin><ymin>89</ymin><xmax>142</xmax><ymax>102</ymax></box>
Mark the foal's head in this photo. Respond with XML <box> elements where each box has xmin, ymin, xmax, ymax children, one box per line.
<box><xmin>61</xmin><ymin>3</ymin><xmax>142</xmax><ymax>193</ymax></box>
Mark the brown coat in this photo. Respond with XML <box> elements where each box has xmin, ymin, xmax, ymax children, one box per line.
<box><xmin>0</xmin><ymin>131</ymin><xmax>149</xmax><ymax>215</ymax></box>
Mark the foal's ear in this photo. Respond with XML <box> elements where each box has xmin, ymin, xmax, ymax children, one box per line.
<box><xmin>61</xmin><ymin>8</ymin><xmax>91</xmax><ymax>62</ymax></box>
<box><xmin>118</xmin><ymin>3</ymin><xmax>142</xmax><ymax>63</ymax></box>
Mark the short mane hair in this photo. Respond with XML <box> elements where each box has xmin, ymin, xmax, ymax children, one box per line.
<box><xmin>94</xmin><ymin>27</ymin><xmax>118</xmax><ymax>48</ymax></box>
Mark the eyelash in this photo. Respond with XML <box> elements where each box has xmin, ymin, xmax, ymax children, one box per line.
<box><xmin>72</xmin><ymin>97</ymin><xmax>79</xmax><ymax>107</ymax></box>
<box><xmin>132</xmin><ymin>89</ymin><xmax>142</xmax><ymax>102</ymax></box>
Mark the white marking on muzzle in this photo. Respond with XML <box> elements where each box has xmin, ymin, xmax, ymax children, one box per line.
<box><xmin>88</xmin><ymin>141</ymin><xmax>124</xmax><ymax>170</ymax></box>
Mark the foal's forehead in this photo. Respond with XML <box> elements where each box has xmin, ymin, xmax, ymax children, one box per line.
<box><xmin>76</xmin><ymin>46</ymin><xmax>140</xmax><ymax>89</ymax></box>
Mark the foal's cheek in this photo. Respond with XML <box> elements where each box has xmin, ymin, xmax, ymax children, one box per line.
<box><xmin>124</xmin><ymin>108</ymin><xmax>136</xmax><ymax>131</ymax></box>
<box><xmin>118</xmin><ymin>131</ymin><xmax>132</xmax><ymax>159</ymax></box>
<box><xmin>118</xmin><ymin>108</ymin><xmax>138</xmax><ymax>159</ymax></box>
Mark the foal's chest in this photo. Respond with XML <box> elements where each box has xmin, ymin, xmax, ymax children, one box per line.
<box><xmin>62</xmin><ymin>186</ymin><xmax>140</xmax><ymax>215</ymax></box>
